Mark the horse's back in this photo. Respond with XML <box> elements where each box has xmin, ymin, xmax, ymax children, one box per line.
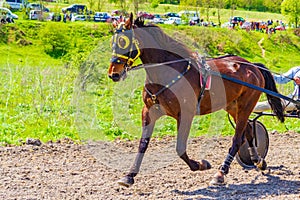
<box><xmin>207</xmin><ymin>55</ymin><xmax>264</xmax><ymax>86</ymax></box>
<box><xmin>198</xmin><ymin>55</ymin><xmax>265</xmax><ymax>114</ymax></box>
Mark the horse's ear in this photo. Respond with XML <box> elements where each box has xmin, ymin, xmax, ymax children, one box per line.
<box><xmin>112</xmin><ymin>19</ymin><xmax>118</xmax><ymax>28</ymax></box>
<box><xmin>134</xmin><ymin>16</ymin><xmax>144</xmax><ymax>27</ymax></box>
<box><xmin>125</xmin><ymin>12</ymin><xmax>134</xmax><ymax>29</ymax></box>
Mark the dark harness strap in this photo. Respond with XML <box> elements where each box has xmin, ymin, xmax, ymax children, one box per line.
<box><xmin>144</xmin><ymin>61</ymin><xmax>192</xmax><ymax>104</ymax></box>
<box><xmin>217</xmin><ymin>71</ymin><xmax>300</xmax><ymax>106</ymax></box>
<box><xmin>196</xmin><ymin>55</ymin><xmax>211</xmax><ymax>114</ymax></box>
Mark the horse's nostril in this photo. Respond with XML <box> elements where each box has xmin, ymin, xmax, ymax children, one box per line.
<box><xmin>109</xmin><ymin>73</ymin><xmax>120</xmax><ymax>81</ymax></box>
<box><xmin>112</xmin><ymin>73</ymin><xmax>120</xmax><ymax>79</ymax></box>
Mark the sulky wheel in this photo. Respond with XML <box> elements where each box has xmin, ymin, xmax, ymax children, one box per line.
<box><xmin>236</xmin><ymin>120</ymin><xmax>269</xmax><ymax>169</ymax></box>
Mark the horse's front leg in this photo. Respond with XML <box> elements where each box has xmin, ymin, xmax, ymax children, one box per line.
<box><xmin>117</xmin><ymin>105</ymin><xmax>160</xmax><ymax>187</ymax></box>
<box><xmin>177</xmin><ymin>114</ymin><xmax>211</xmax><ymax>171</ymax></box>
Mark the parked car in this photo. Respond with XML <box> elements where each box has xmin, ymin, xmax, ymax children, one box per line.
<box><xmin>164</xmin><ymin>17</ymin><xmax>181</xmax><ymax>25</ymax></box>
<box><xmin>275</xmin><ymin>25</ymin><xmax>286</xmax><ymax>31</ymax></box>
<box><xmin>152</xmin><ymin>14</ymin><xmax>164</xmax><ymax>24</ymax></box>
<box><xmin>0</xmin><ymin>7</ymin><xmax>18</xmax><ymax>19</ymax></box>
<box><xmin>71</xmin><ymin>14</ymin><xmax>86</xmax><ymax>22</ymax></box>
<box><xmin>230</xmin><ymin>16</ymin><xmax>245</xmax><ymax>24</ymax></box>
<box><xmin>29</xmin><ymin>10</ymin><xmax>42</xmax><ymax>20</ymax></box>
<box><xmin>138</xmin><ymin>11</ymin><xmax>154</xmax><ymax>19</ymax></box>
<box><xmin>5</xmin><ymin>0</ymin><xmax>24</xmax><ymax>10</ymax></box>
<box><xmin>0</xmin><ymin>7</ymin><xmax>17</xmax><ymax>23</ymax></box>
<box><xmin>164</xmin><ymin>12</ymin><xmax>179</xmax><ymax>18</ymax></box>
<box><xmin>26</xmin><ymin>3</ymin><xmax>50</xmax><ymax>12</ymax></box>
<box><xmin>62</xmin><ymin>4</ymin><xmax>88</xmax><ymax>14</ymax></box>
<box><xmin>241</xmin><ymin>21</ymin><xmax>252</xmax><ymax>29</ymax></box>
<box><xmin>221</xmin><ymin>22</ymin><xmax>233</xmax><ymax>28</ymax></box>
<box><xmin>94</xmin><ymin>12</ymin><xmax>110</xmax><ymax>22</ymax></box>
<box><xmin>178</xmin><ymin>10</ymin><xmax>200</xmax><ymax>23</ymax></box>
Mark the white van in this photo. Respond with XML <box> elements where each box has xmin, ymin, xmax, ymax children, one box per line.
<box><xmin>29</xmin><ymin>10</ymin><xmax>42</xmax><ymax>20</ymax></box>
<box><xmin>178</xmin><ymin>10</ymin><xmax>200</xmax><ymax>23</ymax></box>
<box><xmin>5</xmin><ymin>0</ymin><xmax>24</xmax><ymax>10</ymax></box>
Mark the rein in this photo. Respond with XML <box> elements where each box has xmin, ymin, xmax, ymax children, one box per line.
<box><xmin>214</xmin><ymin>70</ymin><xmax>300</xmax><ymax>106</ymax></box>
<box><xmin>111</xmin><ymin>23</ymin><xmax>298</xmax><ymax>106</ymax></box>
<box><xmin>128</xmin><ymin>56</ymin><xmax>300</xmax><ymax>106</ymax></box>
<box><xmin>129</xmin><ymin>58</ymin><xmax>191</xmax><ymax>71</ymax></box>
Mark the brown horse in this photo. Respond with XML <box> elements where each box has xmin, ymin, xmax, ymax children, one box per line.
<box><xmin>107</xmin><ymin>13</ymin><xmax>284</xmax><ymax>186</ymax></box>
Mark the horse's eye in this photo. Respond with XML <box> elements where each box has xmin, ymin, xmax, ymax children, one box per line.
<box><xmin>119</xmin><ymin>38</ymin><xmax>126</xmax><ymax>48</ymax></box>
<box><xmin>117</xmin><ymin>35</ymin><xmax>130</xmax><ymax>49</ymax></box>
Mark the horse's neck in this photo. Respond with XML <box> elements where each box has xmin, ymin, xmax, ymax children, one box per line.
<box><xmin>137</xmin><ymin>32</ymin><xmax>192</xmax><ymax>85</ymax></box>
<box><xmin>142</xmin><ymin>56</ymin><xmax>189</xmax><ymax>86</ymax></box>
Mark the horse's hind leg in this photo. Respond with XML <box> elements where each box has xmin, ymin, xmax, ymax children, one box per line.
<box><xmin>244</xmin><ymin>123</ymin><xmax>267</xmax><ymax>170</ymax></box>
<box><xmin>176</xmin><ymin>113</ymin><xmax>211</xmax><ymax>171</ymax></box>
<box><xmin>117</xmin><ymin>105</ymin><xmax>161</xmax><ymax>187</ymax></box>
<box><xmin>211</xmin><ymin>97</ymin><xmax>259</xmax><ymax>185</ymax></box>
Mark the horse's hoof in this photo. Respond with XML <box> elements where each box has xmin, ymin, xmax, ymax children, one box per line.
<box><xmin>257</xmin><ymin>159</ymin><xmax>267</xmax><ymax>170</ymax></box>
<box><xmin>209</xmin><ymin>172</ymin><xmax>225</xmax><ymax>186</ymax></box>
<box><xmin>200</xmin><ymin>159</ymin><xmax>212</xmax><ymax>170</ymax></box>
<box><xmin>117</xmin><ymin>176</ymin><xmax>134</xmax><ymax>187</ymax></box>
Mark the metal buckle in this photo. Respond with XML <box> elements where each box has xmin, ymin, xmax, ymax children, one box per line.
<box><xmin>151</xmin><ymin>95</ymin><xmax>157</xmax><ymax>103</ymax></box>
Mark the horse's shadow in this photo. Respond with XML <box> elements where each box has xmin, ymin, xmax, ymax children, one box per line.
<box><xmin>172</xmin><ymin>165</ymin><xmax>300</xmax><ymax>200</ymax></box>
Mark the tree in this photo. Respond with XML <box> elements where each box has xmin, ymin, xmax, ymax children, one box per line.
<box><xmin>132</xmin><ymin>0</ymin><xmax>143</xmax><ymax>15</ymax></box>
<box><xmin>96</xmin><ymin>0</ymin><xmax>106</xmax><ymax>11</ymax></box>
<box><xmin>263</xmin><ymin>0</ymin><xmax>282</xmax><ymax>13</ymax></box>
<box><xmin>281</xmin><ymin>0</ymin><xmax>299</xmax><ymax>28</ymax></box>
<box><xmin>108</xmin><ymin>0</ymin><xmax>129</xmax><ymax>13</ymax></box>
<box><xmin>87</xmin><ymin>0</ymin><xmax>96</xmax><ymax>13</ymax></box>
<box><xmin>150</xmin><ymin>0</ymin><xmax>160</xmax><ymax>11</ymax></box>
<box><xmin>213</xmin><ymin>0</ymin><xmax>226</xmax><ymax>26</ymax></box>
<box><xmin>225</xmin><ymin>0</ymin><xmax>238</xmax><ymax>17</ymax></box>
<box><xmin>40</xmin><ymin>24</ymin><xmax>70</xmax><ymax>58</ymax></box>
<box><xmin>201</xmin><ymin>0</ymin><xmax>213</xmax><ymax>22</ymax></box>
<box><xmin>163</xmin><ymin>5</ymin><xmax>170</xmax><ymax>12</ymax></box>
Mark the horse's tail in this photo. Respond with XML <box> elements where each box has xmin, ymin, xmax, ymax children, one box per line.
<box><xmin>255</xmin><ymin>63</ymin><xmax>285</xmax><ymax>122</ymax></box>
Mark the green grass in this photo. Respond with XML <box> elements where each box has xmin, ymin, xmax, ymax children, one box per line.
<box><xmin>0</xmin><ymin>45</ymin><xmax>63</xmax><ymax>67</ymax></box>
<box><xmin>0</xmin><ymin>61</ymin><xmax>79</xmax><ymax>145</ymax></box>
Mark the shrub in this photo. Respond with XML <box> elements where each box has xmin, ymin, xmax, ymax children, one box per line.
<box><xmin>39</xmin><ymin>23</ymin><xmax>71</xmax><ymax>58</ymax></box>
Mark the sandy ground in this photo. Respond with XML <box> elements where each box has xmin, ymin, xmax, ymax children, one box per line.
<box><xmin>0</xmin><ymin>132</ymin><xmax>299</xmax><ymax>200</ymax></box>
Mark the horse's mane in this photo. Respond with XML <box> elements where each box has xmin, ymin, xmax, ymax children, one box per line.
<box><xmin>135</xmin><ymin>21</ymin><xmax>192</xmax><ymax>59</ymax></box>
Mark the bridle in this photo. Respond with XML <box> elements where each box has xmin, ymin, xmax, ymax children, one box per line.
<box><xmin>109</xmin><ymin>23</ymin><xmax>208</xmax><ymax>104</ymax></box>
<box><xmin>110</xmin><ymin>22</ymin><xmax>141</xmax><ymax>73</ymax></box>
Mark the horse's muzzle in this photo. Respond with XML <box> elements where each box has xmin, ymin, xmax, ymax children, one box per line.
<box><xmin>108</xmin><ymin>73</ymin><xmax>121</xmax><ymax>82</ymax></box>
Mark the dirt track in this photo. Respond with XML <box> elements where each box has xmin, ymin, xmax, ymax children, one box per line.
<box><xmin>0</xmin><ymin>132</ymin><xmax>299</xmax><ymax>200</ymax></box>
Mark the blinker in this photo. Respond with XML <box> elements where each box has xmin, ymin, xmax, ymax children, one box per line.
<box><xmin>110</xmin><ymin>25</ymin><xmax>141</xmax><ymax>68</ymax></box>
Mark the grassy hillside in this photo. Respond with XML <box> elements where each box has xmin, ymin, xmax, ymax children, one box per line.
<box><xmin>0</xmin><ymin>21</ymin><xmax>299</xmax><ymax>145</ymax></box>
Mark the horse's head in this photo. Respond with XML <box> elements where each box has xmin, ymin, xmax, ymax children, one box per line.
<box><xmin>108</xmin><ymin>13</ymin><xmax>142</xmax><ymax>82</ymax></box>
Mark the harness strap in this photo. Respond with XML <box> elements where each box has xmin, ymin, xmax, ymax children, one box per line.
<box><xmin>196</xmin><ymin>55</ymin><xmax>211</xmax><ymax>114</ymax></box>
<box><xmin>144</xmin><ymin>63</ymin><xmax>191</xmax><ymax>104</ymax></box>
<box><xmin>218</xmin><ymin>71</ymin><xmax>300</xmax><ymax>106</ymax></box>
